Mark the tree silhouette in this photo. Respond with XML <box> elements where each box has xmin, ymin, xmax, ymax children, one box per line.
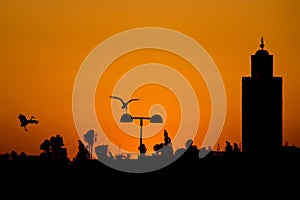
<box><xmin>0</xmin><ymin>153</ymin><xmax>10</xmax><ymax>161</ymax></box>
<box><xmin>163</xmin><ymin>129</ymin><xmax>171</xmax><ymax>146</ymax></box>
<box><xmin>183</xmin><ymin>139</ymin><xmax>199</xmax><ymax>160</ymax></box>
<box><xmin>233</xmin><ymin>143</ymin><xmax>241</xmax><ymax>154</ymax></box>
<box><xmin>10</xmin><ymin>150</ymin><xmax>19</xmax><ymax>161</ymax></box>
<box><xmin>73</xmin><ymin>140</ymin><xmax>90</xmax><ymax>162</ymax></box>
<box><xmin>153</xmin><ymin>129</ymin><xmax>173</xmax><ymax>157</ymax></box>
<box><xmin>50</xmin><ymin>134</ymin><xmax>70</xmax><ymax>164</ymax></box>
<box><xmin>225</xmin><ymin>141</ymin><xmax>233</xmax><ymax>154</ymax></box>
<box><xmin>40</xmin><ymin>139</ymin><xmax>52</xmax><ymax>160</ymax></box>
<box><xmin>84</xmin><ymin>129</ymin><xmax>96</xmax><ymax>159</ymax></box>
<box><xmin>39</xmin><ymin>134</ymin><xmax>70</xmax><ymax>165</ymax></box>
<box><xmin>19</xmin><ymin>152</ymin><xmax>27</xmax><ymax>160</ymax></box>
<box><xmin>217</xmin><ymin>143</ymin><xmax>220</xmax><ymax>152</ymax></box>
<box><xmin>94</xmin><ymin>144</ymin><xmax>114</xmax><ymax>162</ymax></box>
<box><xmin>153</xmin><ymin>143</ymin><xmax>164</xmax><ymax>155</ymax></box>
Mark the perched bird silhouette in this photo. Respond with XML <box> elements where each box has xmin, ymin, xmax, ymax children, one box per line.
<box><xmin>109</xmin><ymin>95</ymin><xmax>140</xmax><ymax>114</ymax></box>
<box><xmin>18</xmin><ymin>113</ymin><xmax>39</xmax><ymax>132</ymax></box>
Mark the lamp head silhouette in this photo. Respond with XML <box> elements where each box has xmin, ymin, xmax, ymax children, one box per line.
<box><xmin>120</xmin><ymin>114</ymin><xmax>163</xmax><ymax>123</ymax></box>
<box><xmin>120</xmin><ymin>113</ymin><xmax>133</xmax><ymax>123</ymax></box>
<box><xmin>150</xmin><ymin>114</ymin><xmax>163</xmax><ymax>123</ymax></box>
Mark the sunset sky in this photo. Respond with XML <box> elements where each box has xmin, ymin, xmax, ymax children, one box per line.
<box><xmin>1</xmin><ymin>0</ymin><xmax>299</xmax><ymax>159</ymax></box>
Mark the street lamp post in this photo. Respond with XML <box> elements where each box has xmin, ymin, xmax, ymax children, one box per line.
<box><xmin>120</xmin><ymin>113</ymin><xmax>163</xmax><ymax>155</ymax></box>
<box><xmin>131</xmin><ymin>116</ymin><xmax>150</xmax><ymax>154</ymax></box>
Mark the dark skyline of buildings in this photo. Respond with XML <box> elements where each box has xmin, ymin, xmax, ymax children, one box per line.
<box><xmin>1</xmin><ymin>38</ymin><xmax>300</xmax><ymax>189</ymax></box>
<box><xmin>0</xmin><ymin>38</ymin><xmax>296</xmax><ymax>163</ymax></box>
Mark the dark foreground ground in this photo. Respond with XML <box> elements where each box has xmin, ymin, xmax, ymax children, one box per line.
<box><xmin>1</xmin><ymin>150</ymin><xmax>299</xmax><ymax>198</ymax></box>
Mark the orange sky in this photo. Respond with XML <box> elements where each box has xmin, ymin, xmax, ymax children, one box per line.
<box><xmin>1</xmin><ymin>0</ymin><xmax>300</xmax><ymax>159</ymax></box>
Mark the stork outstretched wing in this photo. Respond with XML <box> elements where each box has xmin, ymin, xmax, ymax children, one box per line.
<box><xmin>109</xmin><ymin>96</ymin><xmax>125</xmax><ymax>105</ymax></box>
<box><xmin>128</xmin><ymin>98</ymin><xmax>140</xmax><ymax>103</ymax></box>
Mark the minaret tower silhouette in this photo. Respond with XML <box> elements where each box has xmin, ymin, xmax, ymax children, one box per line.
<box><xmin>242</xmin><ymin>37</ymin><xmax>283</xmax><ymax>158</ymax></box>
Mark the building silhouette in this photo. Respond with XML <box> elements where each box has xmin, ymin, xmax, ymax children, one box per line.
<box><xmin>242</xmin><ymin>37</ymin><xmax>283</xmax><ymax>158</ymax></box>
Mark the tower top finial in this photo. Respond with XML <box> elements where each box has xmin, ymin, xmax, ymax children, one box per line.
<box><xmin>260</xmin><ymin>36</ymin><xmax>265</xmax><ymax>50</ymax></box>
